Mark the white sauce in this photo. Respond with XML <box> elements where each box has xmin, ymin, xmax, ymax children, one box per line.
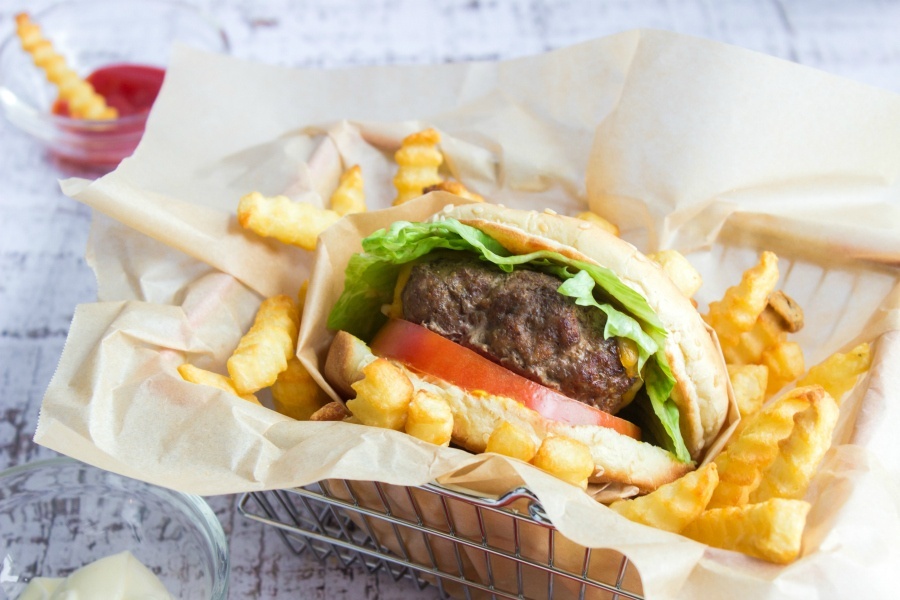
<box><xmin>18</xmin><ymin>551</ymin><xmax>172</xmax><ymax>600</ymax></box>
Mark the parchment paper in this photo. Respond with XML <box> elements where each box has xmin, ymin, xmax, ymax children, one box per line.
<box><xmin>37</xmin><ymin>29</ymin><xmax>900</xmax><ymax>599</ymax></box>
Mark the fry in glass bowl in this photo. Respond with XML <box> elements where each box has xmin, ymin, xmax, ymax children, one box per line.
<box><xmin>15</xmin><ymin>12</ymin><xmax>118</xmax><ymax>120</ymax></box>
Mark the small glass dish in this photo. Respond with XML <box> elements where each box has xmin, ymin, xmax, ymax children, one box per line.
<box><xmin>0</xmin><ymin>0</ymin><xmax>229</xmax><ymax>170</ymax></box>
<box><xmin>0</xmin><ymin>457</ymin><xmax>229</xmax><ymax>599</ymax></box>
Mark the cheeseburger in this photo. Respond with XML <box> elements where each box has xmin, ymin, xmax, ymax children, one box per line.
<box><xmin>323</xmin><ymin>202</ymin><xmax>729</xmax><ymax>492</ymax></box>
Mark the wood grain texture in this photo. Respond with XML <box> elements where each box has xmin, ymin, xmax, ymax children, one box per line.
<box><xmin>1</xmin><ymin>0</ymin><xmax>899</xmax><ymax>597</ymax></box>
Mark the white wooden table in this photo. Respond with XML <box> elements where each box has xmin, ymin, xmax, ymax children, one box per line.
<box><xmin>2</xmin><ymin>1</ymin><xmax>899</xmax><ymax>597</ymax></box>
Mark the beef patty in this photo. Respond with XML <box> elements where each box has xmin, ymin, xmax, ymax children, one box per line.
<box><xmin>400</xmin><ymin>255</ymin><xmax>639</xmax><ymax>413</ymax></box>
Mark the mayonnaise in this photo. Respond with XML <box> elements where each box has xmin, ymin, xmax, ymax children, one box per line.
<box><xmin>18</xmin><ymin>551</ymin><xmax>172</xmax><ymax>600</ymax></box>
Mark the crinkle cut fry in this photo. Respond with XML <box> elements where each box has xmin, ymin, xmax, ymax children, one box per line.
<box><xmin>237</xmin><ymin>192</ymin><xmax>341</xmax><ymax>251</ymax></box>
<box><xmin>705</xmin><ymin>251</ymin><xmax>779</xmax><ymax>352</ymax></box>
<box><xmin>347</xmin><ymin>358</ymin><xmax>414</xmax><ymax>430</ymax></box>
<box><xmin>177</xmin><ymin>363</ymin><xmax>260</xmax><ymax>405</ymax></box>
<box><xmin>797</xmin><ymin>342</ymin><xmax>872</xmax><ymax>403</ymax></box>
<box><xmin>682</xmin><ymin>498</ymin><xmax>811</xmax><ymax>564</ymax></box>
<box><xmin>272</xmin><ymin>356</ymin><xmax>327</xmax><ymax>420</ymax></box>
<box><xmin>609</xmin><ymin>462</ymin><xmax>719</xmax><ymax>533</ymax></box>
<box><xmin>708</xmin><ymin>385</ymin><xmax>820</xmax><ymax>508</ymax></box>
<box><xmin>330</xmin><ymin>165</ymin><xmax>367</xmax><ymax>216</ymax></box>
<box><xmin>15</xmin><ymin>13</ymin><xmax>117</xmax><ymax>120</ymax></box>
<box><xmin>393</xmin><ymin>128</ymin><xmax>444</xmax><ymax>205</ymax></box>
<box><xmin>751</xmin><ymin>388</ymin><xmax>839</xmax><ymax>502</ymax></box>
<box><xmin>227</xmin><ymin>294</ymin><xmax>300</xmax><ymax>394</ymax></box>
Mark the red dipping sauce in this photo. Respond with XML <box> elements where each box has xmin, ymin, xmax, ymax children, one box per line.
<box><xmin>48</xmin><ymin>64</ymin><xmax>166</xmax><ymax>169</ymax></box>
<box><xmin>53</xmin><ymin>64</ymin><xmax>166</xmax><ymax>117</ymax></box>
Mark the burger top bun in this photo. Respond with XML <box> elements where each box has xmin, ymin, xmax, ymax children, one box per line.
<box><xmin>433</xmin><ymin>203</ymin><xmax>730</xmax><ymax>458</ymax></box>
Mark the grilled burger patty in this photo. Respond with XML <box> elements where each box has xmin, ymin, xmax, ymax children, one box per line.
<box><xmin>400</xmin><ymin>255</ymin><xmax>639</xmax><ymax>413</ymax></box>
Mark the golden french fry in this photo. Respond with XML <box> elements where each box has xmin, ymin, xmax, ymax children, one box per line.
<box><xmin>423</xmin><ymin>180</ymin><xmax>484</xmax><ymax>202</ymax></box>
<box><xmin>177</xmin><ymin>363</ymin><xmax>260</xmax><ymax>405</ymax></box>
<box><xmin>237</xmin><ymin>192</ymin><xmax>341</xmax><ymax>251</ymax></box>
<box><xmin>797</xmin><ymin>342</ymin><xmax>872</xmax><ymax>403</ymax></box>
<box><xmin>609</xmin><ymin>463</ymin><xmax>719</xmax><ymax>533</ymax></box>
<box><xmin>309</xmin><ymin>401</ymin><xmax>350</xmax><ymax>422</ymax></box>
<box><xmin>724</xmin><ymin>305</ymin><xmax>785</xmax><ymax>365</ymax></box>
<box><xmin>330</xmin><ymin>165</ymin><xmax>366</xmax><ymax>216</ymax></box>
<box><xmin>485</xmin><ymin>421</ymin><xmax>538</xmax><ymax>463</ymax></box>
<box><xmin>405</xmin><ymin>389</ymin><xmax>453</xmax><ymax>446</ymax></box>
<box><xmin>531</xmin><ymin>435</ymin><xmax>594</xmax><ymax>489</ymax></box>
<box><xmin>728</xmin><ymin>291</ymin><xmax>803</xmax><ymax>365</ymax></box>
<box><xmin>648</xmin><ymin>249</ymin><xmax>703</xmax><ymax>298</ymax></box>
<box><xmin>576</xmin><ymin>211</ymin><xmax>620</xmax><ymax>237</ymax></box>
<box><xmin>227</xmin><ymin>295</ymin><xmax>300</xmax><ymax>394</ymax></box>
<box><xmin>347</xmin><ymin>358</ymin><xmax>413</xmax><ymax>430</ymax></box>
<box><xmin>15</xmin><ymin>13</ymin><xmax>117</xmax><ymax>120</ymax></box>
<box><xmin>272</xmin><ymin>357</ymin><xmax>328</xmax><ymax>420</ymax></box>
<box><xmin>751</xmin><ymin>388</ymin><xmax>838</xmax><ymax>502</ymax></box>
<box><xmin>392</xmin><ymin>128</ymin><xmax>444</xmax><ymax>205</ymax></box>
<box><xmin>705</xmin><ymin>252</ymin><xmax>779</xmax><ymax>352</ymax></box>
<box><xmin>727</xmin><ymin>364</ymin><xmax>768</xmax><ymax>419</ymax></box>
<box><xmin>682</xmin><ymin>498</ymin><xmax>811</xmax><ymax>564</ymax></box>
<box><xmin>708</xmin><ymin>385</ymin><xmax>817</xmax><ymax>508</ymax></box>
<box><xmin>761</xmin><ymin>341</ymin><xmax>805</xmax><ymax>396</ymax></box>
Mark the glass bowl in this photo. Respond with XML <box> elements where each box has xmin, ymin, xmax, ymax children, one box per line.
<box><xmin>0</xmin><ymin>0</ymin><xmax>229</xmax><ymax>170</ymax></box>
<box><xmin>0</xmin><ymin>457</ymin><xmax>229</xmax><ymax>599</ymax></box>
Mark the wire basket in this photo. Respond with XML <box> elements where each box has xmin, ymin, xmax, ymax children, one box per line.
<box><xmin>238</xmin><ymin>480</ymin><xmax>644</xmax><ymax>600</ymax></box>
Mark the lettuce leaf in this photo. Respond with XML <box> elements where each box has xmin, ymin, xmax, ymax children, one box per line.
<box><xmin>327</xmin><ymin>219</ymin><xmax>690</xmax><ymax>462</ymax></box>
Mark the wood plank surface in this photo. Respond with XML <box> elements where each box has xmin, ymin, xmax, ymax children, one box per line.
<box><xmin>1</xmin><ymin>1</ymin><xmax>899</xmax><ymax>597</ymax></box>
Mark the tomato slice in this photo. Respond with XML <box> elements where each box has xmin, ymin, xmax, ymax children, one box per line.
<box><xmin>370</xmin><ymin>318</ymin><xmax>641</xmax><ymax>440</ymax></box>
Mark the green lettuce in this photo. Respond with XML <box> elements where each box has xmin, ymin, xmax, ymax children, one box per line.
<box><xmin>327</xmin><ymin>219</ymin><xmax>690</xmax><ymax>462</ymax></box>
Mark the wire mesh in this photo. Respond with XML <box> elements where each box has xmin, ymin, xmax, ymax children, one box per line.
<box><xmin>238</xmin><ymin>481</ymin><xmax>645</xmax><ymax>600</ymax></box>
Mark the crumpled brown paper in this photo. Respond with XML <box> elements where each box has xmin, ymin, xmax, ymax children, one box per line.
<box><xmin>37</xmin><ymin>29</ymin><xmax>900</xmax><ymax>599</ymax></box>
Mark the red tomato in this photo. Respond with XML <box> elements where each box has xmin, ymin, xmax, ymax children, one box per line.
<box><xmin>370</xmin><ymin>318</ymin><xmax>641</xmax><ymax>440</ymax></box>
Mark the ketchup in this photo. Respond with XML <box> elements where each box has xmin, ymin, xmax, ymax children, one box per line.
<box><xmin>52</xmin><ymin>64</ymin><xmax>166</xmax><ymax>118</ymax></box>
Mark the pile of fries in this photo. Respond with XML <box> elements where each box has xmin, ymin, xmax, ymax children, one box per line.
<box><xmin>235</xmin><ymin>128</ymin><xmax>482</xmax><ymax>251</ymax></box>
<box><xmin>178</xmin><ymin>127</ymin><xmax>875</xmax><ymax>565</ymax></box>
<box><xmin>609</xmin><ymin>252</ymin><xmax>873</xmax><ymax>563</ymax></box>
<box><xmin>185</xmin><ymin>128</ymin><xmax>484</xmax><ymax>415</ymax></box>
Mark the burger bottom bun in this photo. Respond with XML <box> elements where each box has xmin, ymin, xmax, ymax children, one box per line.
<box><xmin>325</xmin><ymin>331</ymin><xmax>694</xmax><ymax>494</ymax></box>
